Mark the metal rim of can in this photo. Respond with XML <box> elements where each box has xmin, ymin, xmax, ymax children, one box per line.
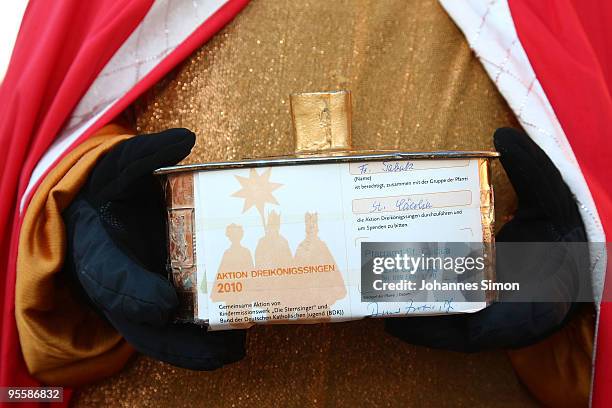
<box><xmin>154</xmin><ymin>150</ymin><xmax>500</xmax><ymax>175</ymax></box>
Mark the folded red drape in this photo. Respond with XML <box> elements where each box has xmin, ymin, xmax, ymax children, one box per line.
<box><xmin>0</xmin><ymin>1</ymin><xmax>250</xmax><ymax>407</ymax></box>
<box><xmin>0</xmin><ymin>1</ymin><xmax>154</xmax><ymax>406</ymax></box>
<box><xmin>509</xmin><ymin>1</ymin><xmax>612</xmax><ymax>406</ymax></box>
<box><xmin>7</xmin><ymin>0</ymin><xmax>608</xmax><ymax>405</ymax></box>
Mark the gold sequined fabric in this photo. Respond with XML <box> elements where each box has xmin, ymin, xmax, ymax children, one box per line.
<box><xmin>73</xmin><ymin>0</ymin><xmax>531</xmax><ymax>406</ymax></box>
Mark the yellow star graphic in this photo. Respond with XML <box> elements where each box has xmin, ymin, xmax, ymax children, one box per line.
<box><xmin>231</xmin><ymin>168</ymin><xmax>283</xmax><ymax>219</ymax></box>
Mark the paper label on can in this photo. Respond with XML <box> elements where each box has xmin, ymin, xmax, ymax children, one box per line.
<box><xmin>192</xmin><ymin>159</ymin><xmax>487</xmax><ymax>329</ymax></box>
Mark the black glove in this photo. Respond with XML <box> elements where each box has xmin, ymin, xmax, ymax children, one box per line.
<box><xmin>63</xmin><ymin>128</ymin><xmax>246</xmax><ymax>370</ymax></box>
<box><xmin>385</xmin><ymin>128</ymin><xmax>589</xmax><ymax>351</ymax></box>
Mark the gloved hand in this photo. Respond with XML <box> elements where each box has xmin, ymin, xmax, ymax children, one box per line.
<box><xmin>63</xmin><ymin>128</ymin><xmax>246</xmax><ymax>370</ymax></box>
<box><xmin>385</xmin><ymin>128</ymin><xmax>589</xmax><ymax>351</ymax></box>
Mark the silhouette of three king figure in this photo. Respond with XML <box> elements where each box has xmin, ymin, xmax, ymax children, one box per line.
<box><xmin>210</xmin><ymin>210</ymin><xmax>346</xmax><ymax>324</ymax></box>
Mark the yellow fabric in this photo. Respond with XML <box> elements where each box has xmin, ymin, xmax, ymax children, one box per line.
<box><xmin>16</xmin><ymin>124</ymin><xmax>134</xmax><ymax>386</ymax></box>
<box><xmin>508</xmin><ymin>305</ymin><xmax>595</xmax><ymax>408</ymax></box>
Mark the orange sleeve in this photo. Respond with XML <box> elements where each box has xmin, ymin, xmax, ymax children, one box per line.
<box><xmin>508</xmin><ymin>304</ymin><xmax>595</xmax><ymax>408</ymax></box>
<box><xmin>16</xmin><ymin>124</ymin><xmax>135</xmax><ymax>386</ymax></box>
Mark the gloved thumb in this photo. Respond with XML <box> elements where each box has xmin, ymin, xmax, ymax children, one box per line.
<box><xmin>87</xmin><ymin>128</ymin><xmax>195</xmax><ymax>206</ymax></box>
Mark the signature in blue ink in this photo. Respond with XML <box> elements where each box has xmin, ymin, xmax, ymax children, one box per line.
<box><xmin>367</xmin><ymin>302</ymin><xmax>401</xmax><ymax>317</ymax></box>
<box><xmin>404</xmin><ymin>299</ymin><xmax>455</xmax><ymax>314</ymax></box>
<box><xmin>382</xmin><ymin>161</ymin><xmax>414</xmax><ymax>172</ymax></box>
<box><xmin>369</xmin><ymin>200</ymin><xmax>386</xmax><ymax>213</ymax></box>
<box><xmin>367</xmin><ymin>299</ymin><xmax>455</xmax><ymax>318</ymax></box>
<box><xmin>395</xmin><ymin>198</ymin><xmax>432</xmax><ymax>211</ymax></box>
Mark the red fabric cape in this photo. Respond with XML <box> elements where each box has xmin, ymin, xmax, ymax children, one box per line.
<box><xmin>509</xmin><ymin>0</ymin><xmax>612</xmax><ymax>406</ymax></box>
<box><xmin>0</xmin><ymin>1</ymin><xmax>248</xmax><ymax>407</ymax></box>
<box><xmin>1</xmin><ymin>0</ymin><xmax>610</xmax><ymax>405</ymax></box>
<box><xmin>0</xmin><ymin>1</ymin><xmax>155</xmax><ymax>403</ymax></box>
